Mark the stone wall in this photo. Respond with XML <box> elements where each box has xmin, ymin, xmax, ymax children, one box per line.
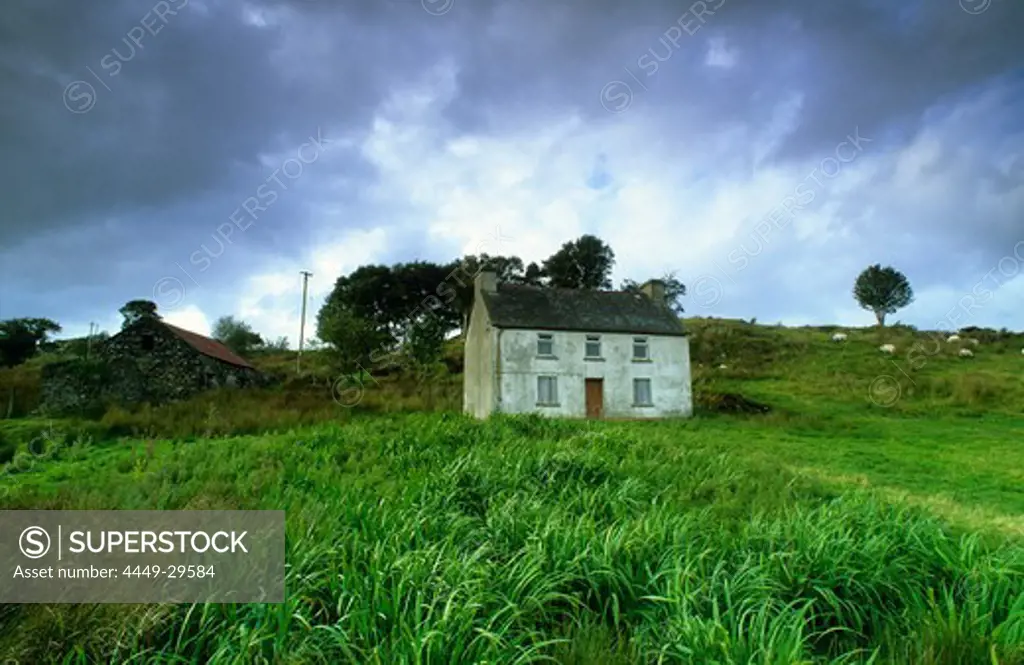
<box><xmin>40</xmin><ymin>359</ymin><xmax>111</xmax><ymax>415</ymax></box>
<box><xmin>40</xmin><ymin>317</ymin><xmax>265</xmax><ymax>414</ymax></box>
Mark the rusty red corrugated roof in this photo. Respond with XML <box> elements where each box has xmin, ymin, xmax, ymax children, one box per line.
<box><xmin>160</xmin><ymin>322</ymin><xmax>256</xmax><ymax>369</ymax></box>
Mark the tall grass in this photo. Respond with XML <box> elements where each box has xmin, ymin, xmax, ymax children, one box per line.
<box><xmin>2</xmin><ymin>413</ymin><xmax>1021</xmax><ymax>663</ymax></box>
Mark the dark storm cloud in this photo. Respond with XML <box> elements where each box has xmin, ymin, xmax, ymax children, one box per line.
<box><xmin>0</xmin><ymin>0</ymin><xmax>446</xmax><ymax>248</ymax></box>
<box><xmin>1</xmin><ymin>0</ymin><xmax>1022</xmax><ymax>329</ymax></box>
<box><xmin>736</xmin><ymin>0</ymin><xmax>1024</xmax><ymax>163</ymax></box>
<box><xmin>442</xmin><ymin>0</ymin><xmax>1023</xmax><ymax>162</ymax></box>
<box><xmin>5</xmin><ymin>0</ymin><xmax>1019</xmax><ymax>246</ymax></box>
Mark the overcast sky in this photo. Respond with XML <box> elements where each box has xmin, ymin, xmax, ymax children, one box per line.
<box><xmin>2</xmin><ymin>0</ymin><xmax>1022</xmax><ymax>343</ymax></box>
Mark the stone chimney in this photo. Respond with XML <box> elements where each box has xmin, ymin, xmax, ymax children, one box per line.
<box><xmin>639</xmin><ymin>279</ymin><xmax>666</xmax><ymax>306</ymax></box>
<box><xmin>475</xmin><ymin>269</ymin><xmax>497</xmax><ymax>295</ymax></box>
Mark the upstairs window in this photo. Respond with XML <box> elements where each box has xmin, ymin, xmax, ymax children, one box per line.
<box><xmin>585</xmin><ymin>335</ymin><xmax>601</xmax><ymax>358</ymax></box>
<box><xmin>141</xmin><ymin>333</ymin><xmax>155</xmax><ymax>351</ymax></box>
<box><xmin>633</xmin><ymin>337</ymin><xmax>649</xmax><ymax>360</ymax></box>
<box><xmin>537</xmin><ymin>333</ymin><xmax>554</xmax><ymax>356</ymax></box>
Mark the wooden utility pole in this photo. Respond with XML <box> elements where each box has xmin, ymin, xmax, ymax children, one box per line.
<box><xmin>297</xmin><ymin>270</ymin><xmax>313</xmax><ymax>374</ymax></box>
<box><xmin>86</xmin><ymin>322</ymin><xmax>96</xmax><ymax>359</ymax></box>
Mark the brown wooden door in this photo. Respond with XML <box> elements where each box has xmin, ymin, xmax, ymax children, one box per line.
<box><xmin>585</xmin><ymin>379</ymin><xmax>604</xmax><ymax>418</ymax></box>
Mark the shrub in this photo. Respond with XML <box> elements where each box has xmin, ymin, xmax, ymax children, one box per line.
<box><xmin>0</xmin><ymin>363</ymin><xmax>43</xmax><ymax>417</ymax></box>
<box><xmin>959</xmin><ymin>326</ymin><xmax>1005</xmax><ymax>344</ymax></box>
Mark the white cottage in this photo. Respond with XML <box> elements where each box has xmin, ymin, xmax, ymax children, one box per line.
<box><xmin>463</xmin><ymin>270</ymin><xmax>693</xmax><ymax>419</ymax></box>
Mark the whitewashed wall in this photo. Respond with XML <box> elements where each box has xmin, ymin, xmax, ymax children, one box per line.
<box><xmin>495</xmin><ymin>329</ymin><xmax>692</xmax><ymax>418</ymax></box>
<box><xmin>463</xmin><ymin>296</ymin><xmax>497</xmax><ymax>418</ymax></box>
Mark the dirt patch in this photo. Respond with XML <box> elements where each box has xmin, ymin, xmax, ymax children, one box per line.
<box><xmin>699</xmin><ymin>392</ymin><xmax>772</xmax><ymax>414</ymax></box>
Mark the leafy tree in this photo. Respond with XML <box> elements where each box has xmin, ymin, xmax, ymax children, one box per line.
<box><xmin>392</xmin><ymin>260</ymin><xmax>461</xmax><ymax>335</ymax></box>
<box><xmin>445</xmin><ymin>253</ymin><xmax>525</xmax><ymax>332</ymax></box>
<box><xmin>119</xmin><ymin>299</ymin><xmax>160</xmax><ymax>328</ymax></box>
<box><xmin>853</xmin><ymin>264</ymin><xmax>914</xmax><ymax>326</ymax></box>
<box><xmin>520</xmin><ymin>261</ymin><xmax>545</xmax><ymax>286</ymax></box>
<box><xmin>320</xmin><ymin>253</ymin><xmax>537</xmax><ymax>343</ymax></box>
<box><xmin>211</xmin><ymin>316</ymin><xmax>263</xmax><ymax>355</ymax></box>
<box><xmin>620</xmin><ymin>272</ymin><xmax>687</xmax><ymax>315</ymax></box>
<box><xmin>265</xmin><ymin>336</ymin><xmax>290</xmax><ymax>351</ymax></box>
<box><xmin>405</xmin><ymin>315</ymin><xmax>447</xmax><ymax>369</ymax></box>
<box><xmin>620</xmin><ymin>279</ymin><xmax>641</xmax><ymax>293</ymax></box>
<box><xmin>541</xmin><ymin>234</ymin><xmax>615</xmax><ymax>289</ymax></box>
<box><xmin>403</xmin><ymin>315</ymin><xmax>449</xmax><ymax>408</ymax></box>
<box><xmin>0</xmin><ymin>318</ymin><xmax>62</xmax><ymax>367</ymax></box>
<box><xmin>316</xmin><ymin>302</ymin><xmax>392</xmax><ymax>374</ymax></box>
<box><xmin>481</xmin><ymin>255</ymin><xmax>526</xmax><ymax>285</ymax></box>
<box><xmin>320</xmin><ymin>265</ymin><xmax>405</xmax><ymax>337</ymax></box>
<box><xmin>319</xmin><ymin>262</ymin><xmax>462</xmax><ymax>344</ymax></box>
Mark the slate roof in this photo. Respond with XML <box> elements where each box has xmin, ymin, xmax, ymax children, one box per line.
<box><xmin>481</xmin><ymin>284</ymin><xmax>685</xmax><ymax>336</ymax></box>
<box><xmin>161</xmin><ymin>322</ymin><xmax>256</xmax><ymax>369</ymax></box>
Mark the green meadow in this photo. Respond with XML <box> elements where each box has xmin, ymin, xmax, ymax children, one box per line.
<box><xmin>0</xmin><ymin>318</ymin><xmax>1022</xmax><ymax>663</ymax></box>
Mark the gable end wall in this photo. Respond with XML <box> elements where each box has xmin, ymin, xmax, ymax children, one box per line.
<box><xmin>463</xmin><ymin>293</ymin><xmax>496</xmax><ymax>418</ymax></box>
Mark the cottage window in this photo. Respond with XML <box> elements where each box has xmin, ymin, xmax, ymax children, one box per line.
<box><xmin>537</xmin><ymin>333</ymin><xmax>554</xmax><ymax>356</ymax></box>
<box><xmin>584</xmin><ymin>335</ymin><xmax>601</xmax><ymax>359</ymax></box>
<box><xmin>633</xmin><ymin>337</ymin><xmax>649</xmax><ymax>360</ymax></box>
<box><xmin>633</xmin><ymin>378</ymin><xmax>653</xmax><ymax>406</ymax></box>
<box><xmin>140</xmin><ymin>333</ymin><xmax>155</xmax><ymax>351</ymax></box>
<box><xmin>537</xmin><ymin>376</ymin><xmax>558</xmax><ymax>405</ymax></box>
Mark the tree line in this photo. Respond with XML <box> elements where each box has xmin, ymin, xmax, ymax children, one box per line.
<box><xmin>0</xmin><ymin>234</ymin><xmax>684</xmax><ymax>373</ymax></box>
<box><xmin>314</xmin><ymin>234</ymin><xmax>686</xmax><ymax>373</ymax></box>
<box><xmin>1</xmin><ymin>227</ymin><xmax>917</xmax><ymax>372</ymax></box>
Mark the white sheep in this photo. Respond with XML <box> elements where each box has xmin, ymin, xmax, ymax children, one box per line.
<box><xmin>946</xmin><ymin>335</ymin><xmax>961</xmax><ymax>343</ymax></box>
<box><xmin>967</xmin><ymin>338</ymin><xmax>980</xmax><ymax>346</ymax></box>
<box><xmin>717</xmin><ymin>364</ymin><xmax>728</xmax><ymax>370</ymax></box>
<box><xmin>879</xmin><ymin>344</ymin><xmax>895</xmax><ymax>354</ymax></box>
<box><xmin>959</xmin><ymin>348</ymin><xmax>974</xmax><ymax>358</ymax></box>
<box><xmin>831</xmin><ymin>333</ymin><xmax>848</xmax><ymax>342</ymax></box>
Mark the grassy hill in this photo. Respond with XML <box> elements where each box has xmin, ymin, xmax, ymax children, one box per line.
<box><xmin>2</xmin><ymin>317</ymin><xmax>1022</xmax><ymax>454</ymax></box>
<box><xmin>684</xmin><ymin>317</ymin><xmax>1024</xmax><ymax>417</ymax></box>
<box><xmin>4</xmin><ymin>317</ymin><xmax>1021</xmax><ymax>422</ymax></box>
<box><xmin>1</xmin><ymin>319</ymin><xmax>1022</xmax><ymax>662</ymax></box>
